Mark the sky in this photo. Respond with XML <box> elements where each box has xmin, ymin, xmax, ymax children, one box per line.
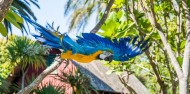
<box><xmin>0</xmin><ymin>0</ymin><xmax>97</xmax><ymax>39</ymax></box>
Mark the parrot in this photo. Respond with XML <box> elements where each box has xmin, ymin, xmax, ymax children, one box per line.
<box><xmin>23</xmin><ymin>16</ymin><xmax>149</xmax><ymax>63</ymax></box>
<box><xmin>76</xmin><ymin>33</ymin><xmax>149</xmax><ymax>61</ymax></box>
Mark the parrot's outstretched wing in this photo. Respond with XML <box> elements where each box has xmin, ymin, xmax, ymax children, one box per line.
<box><xmin>23</xmin><ymin>16</ymin><xmax>99</xmax><ymax>55</ymax></box>
<box><xmin>77</xmin><ymin>33</ymin><xmax>149</xmax><ymax>61</ymax></box>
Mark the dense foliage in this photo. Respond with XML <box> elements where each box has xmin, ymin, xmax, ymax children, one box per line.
<box><xmin>0</xmin><ymin>35</ymin><xmax>49</xmax><ymax>93</ymax></box>
<box><xmin>65</xmin><ymin>0</ymin><xmax>190</xmax><ymax>93</ymax></box>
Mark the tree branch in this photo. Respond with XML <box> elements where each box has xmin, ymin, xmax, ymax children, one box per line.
<box><xmin>90</xmin><ymin>0</ymin><xmax>114</xmax><ymax>33</ymax></box>
<box><xmin>21</xmin><ymin>67</ymin><xmax>29</xmax><ymax>89</ymax></box>
<box><xmin>182</xmin><ymin>0</ymin><xmax>190</xmax><ymax>78</ymax></box>
<box><xmin>118</xmin><ymin>74</ymin><xmax>137</xmax><ymax>94</ymax></box>
<box><xmin>146</xmin><ymin>51</ymin><xmax>167</xmax><ymax>94</ymax></box>
<box><xmin>126</xmin><ymin>2</ymin><xmax>167</xmax><ymax>93</ymax></box>
<box><xmin>163</xmin><ymin>48</ymin><xmax>177</xmax><ymax>94</ymax></box>
<box><xmin>140</xmin><ymin>0</ymin><xmax>183</xmax><ymax>79</ymax></box>
<box><xmin>0</xmin><ymin>0</ymin><xmax>13</xmax><ymax>22</ymax></box>
<box><xmin>179</xmin><ymin>0</ymin><xmax>190</xmax><ymax>94</ymax></box>
<box><xmin>171</xmin><ymin>0</ymin><xmax>182</xmax><ymax>57</ymax></box>
<box><xmin>17</xmin><ymin>57</ymin><xmax>65</xmax><ymax>94</ymax></box>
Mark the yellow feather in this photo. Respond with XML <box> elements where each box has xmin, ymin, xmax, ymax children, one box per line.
<box><xmin>61</xmin><ymin>50</ymin><xmax>103</xmax><ymax>63</ymax></box>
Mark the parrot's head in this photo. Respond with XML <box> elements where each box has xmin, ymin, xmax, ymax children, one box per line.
<box><xmin>98</xmin><ymin>51</ymin><xmax>113</xmax><ymax>63</ymax></box>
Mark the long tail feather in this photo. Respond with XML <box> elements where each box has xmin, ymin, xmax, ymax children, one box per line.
<box><xmin>22</xmin><ymin>16</ymin><xmax>60</xmax><ymax>44</ymax></box>
<box><xmin>32</xmin><ymin>34</ymin><xmax>62</xmax><ymax>49</ymax></box>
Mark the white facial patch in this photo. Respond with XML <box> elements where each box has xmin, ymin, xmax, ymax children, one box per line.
<box><xmin>99</xmin><ymin>51</ymin><xmax>113</xmax><ymax>60</ymax></box>
<box><xmin>99</xmin><ymin>54</ymin><xmax>107</xmax><ymax>59</ymax></box>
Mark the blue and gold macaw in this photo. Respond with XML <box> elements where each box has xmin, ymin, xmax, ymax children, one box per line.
<box><xmin>76</xmin><ymin>33</ymin><xmax>149</xmax><ymax>62</ymax></box>
<box><xmin>23</xmin><ymin>16</ymin><xmax>149</xmax><ymax>63</ymax></box>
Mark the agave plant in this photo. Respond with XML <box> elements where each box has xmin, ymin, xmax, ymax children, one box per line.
<box><xmin>30</xmin><ymin>84</ymin><xmax>64</xmax><ymax>94</ymax></box>
<box><xmin>7</xmin><ymin>35</ymin><xmax>49</xmax><ymax>89</ymax></box>
<box><xmin>57</xmin><ymin>67</ymin><xmax>98</xmax><ymax>94</ymax></box>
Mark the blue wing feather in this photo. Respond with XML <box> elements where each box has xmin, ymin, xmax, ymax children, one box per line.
<box><xmin>77</xmin><ymin>33</ymin><xmax>149</xmax><ymax>61</ymax></box>
<box><xmin>32</xmin><ymin>34</ymin><xmax>62</xmax><ymax>48</ymax></box>
<box><xmin>23</xmin><ymin>17</ymin><xmax>98</xmax><ymax>55</ymax></box>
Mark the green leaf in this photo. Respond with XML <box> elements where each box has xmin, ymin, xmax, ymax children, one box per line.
<box><xmin>151</xmin><ymin>32</ymin><xmax>160</xmax><ymax>40</ymax></box>
<box><xmin>180</xmin><ymin>40</ymin><xmax>186</xmax><ymax>49</ymax></box>
<box><xmin>5</xmin><ymin>11</ymin><xmax>22</xmax><ymax>29</ymax></box>
<box><xmin>126</xmin><ymin>29</ymin><xmax>139</xmax><ymax>36</ymax></box>
<box><xmin>112</xmin><ymin>0</ymin><xmax>124</xmax><ymax>8</ymax></box>
<box><xmin>187</xmin><ymin>0</ymin><xmax>190</xmax><ymax>11</ymax></box>
<box><xmin>100</xmin><ymin>12</ymin><xmax>120</xmax><ymax>37</ymax></box>
<box><xmin>10</xmin><ymin>6</ymin><xmax>18</xmax><ymax>11</ymax></box>
<box><xmin>6</xmin><ymin>10</ymin><xmax>23</xmax><ymax>24</ymax></box>
<box><xmin>0</xmin><ymin>23</ymin><xmax>7</xmax><ymax>36</ymax></box>
<box><xmin>115</xmin><ymin>71</ymin><xmax>123</xmax><ymax>75</ymax></box>
<box><xmin>177</xmin><ymin>56</ymin><xmax>183</xmax><ymax>67</ymax></box>
<box><xmin>11</xmin><ymin>11</ymin><xmax>24</xmax><ymax>24</ymax></box>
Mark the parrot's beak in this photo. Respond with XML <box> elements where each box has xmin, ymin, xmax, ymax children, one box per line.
<box><xmin>98</xmin><ymin>53</ymin><xmax>113</xmax><ymax>63</ymax></box>
<box><xmin>107</xmin><ymin>55</ymin><xmax>113</xmax><ymax>63</ymax></box>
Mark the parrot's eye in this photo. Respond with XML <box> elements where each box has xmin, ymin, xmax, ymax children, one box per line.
<box><xmin>102</xmin><ymin>51</ymin><xmax>113</xmax><ymax>56</ymax></box>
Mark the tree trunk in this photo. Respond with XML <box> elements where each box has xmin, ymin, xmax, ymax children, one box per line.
<box><xmin>90</xmin><ymin>0</ymin><xmax>114</xmax><ymax>33</ymax></box>
<box><xmin>17</xmin><ymin>57</ymin><xmax>64</xmax><ymax>94</ymax></box>
<box><xmin>0</xmin><ymin>0</ymin><xmax>13</xmax><ymax>22</ymax></box>
<box><xmin>179</xmin><ymin>78</ymin><xmax>188</xmax><ymax>94</ymax></box>
<box><xmin>21</xmin><ymin>67</ymin><xmax>29</xmax><ymax>89</ymax></box>
<box><xmin>180</xmin><ymin>0</ymin><xmax>190</xmax><ymax>94</ymax></box>
<box><xmin>21</xmin><ymin>69</ymin><xmax>25</xmax><ymax>89</ymax></box>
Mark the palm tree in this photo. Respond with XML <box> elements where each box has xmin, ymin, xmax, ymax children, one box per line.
<box><xmin>4</xmin><ymin>0</ymin><xmax>40</xmax><ymax>34</ymax></box>
<box><xmin>6</xmin><ymin>35</ymin><xmax>49</xmax><ymax>90</ymax></box>
<box><xmin>64</xmin><ymin>0</ymin><xmax>105</xmax><ymax>32</ymax></box>
<box><xmin>56</xmin><ymin>68</ymin><xmax>97</xmax><ymax>94</ymax></box>
<box><xmin>64</xmin><ymin>0</ymin><xmax>115</xmax><ymax>33</ymax></box>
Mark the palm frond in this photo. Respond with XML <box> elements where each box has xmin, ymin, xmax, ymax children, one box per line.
<box><xmin>0</xmin><ymin>77</ymin><xmax>11</xmax><ymax>93</ymax></box>
<box><xmin>31</xmin><ymin>84</ymin><xmax>64</xmax><ymax>94</ymax></box>
<box><xmin>64</xmin><ymin>0</ymin><xmax>105</xmax><ymax>32</ymax></box>
<box><xmin>3</xmin><ymin>19</ymin><xmax>12</xmax><ymax>34</ymax></box>
<box><xmin>7</xmin><ymin>36</ymin><xmax>49</xmax><ymax>70</ymax></box>
<box><xmin>3</xmin><ymin>0</ymin><xmax>40</xmax><ymax>34</ymax></box>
